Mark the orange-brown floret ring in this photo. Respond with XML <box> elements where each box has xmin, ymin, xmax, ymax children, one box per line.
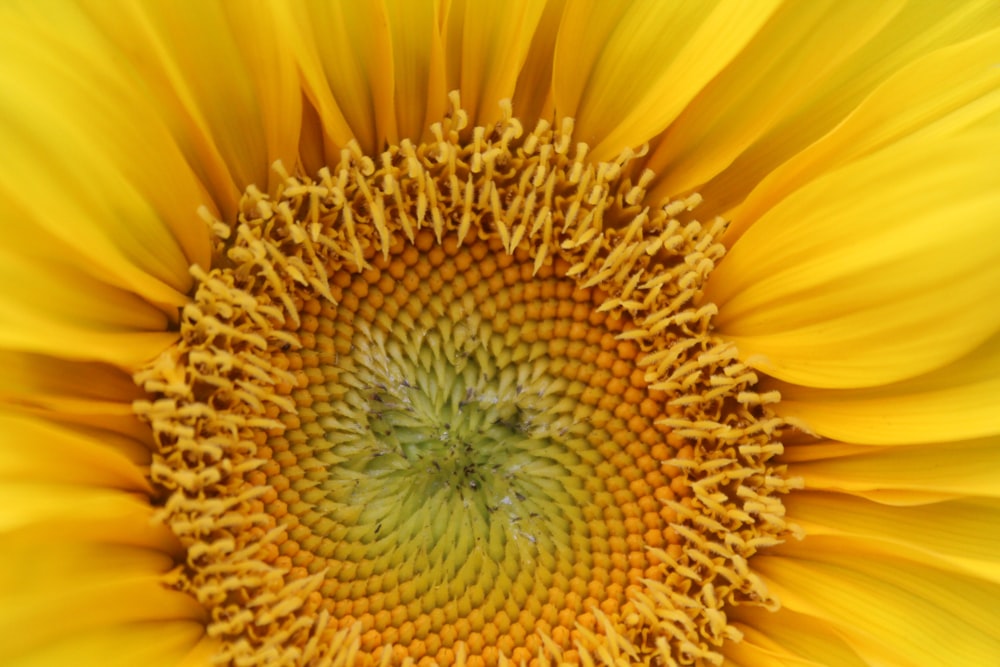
<box><xmin>134</xmin><ymin>95</ymin><xmax>800</xmax><ymax>667</ymax></box>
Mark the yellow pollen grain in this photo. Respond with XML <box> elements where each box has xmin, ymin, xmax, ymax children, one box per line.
<box><xmin>134</xmin><ymin>95</ymin><xmax>799</xmax><ymax>667</ymax></box>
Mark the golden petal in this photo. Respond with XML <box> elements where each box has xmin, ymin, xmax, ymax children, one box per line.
<box><xmin>783</xmin><ymin>437</ymin><xmax>1000</xmax><ymax>499</ymax></box>
<box><xmin>82</xmin><ymin>0</ymin><xmax>299</xmax><ymax>207</ymax></box>
<box><xmin>774</xmin><ymin>335</ymin><xmax>1000</xmax><ymax>444</ymax></box>
<box><xmin>726</xmin><ymin>24</ymin><xmax>1000</xmax><ymax>243</ymax></box>
<box><xmin>652</xmin><ymin>0</ymin><xmax>1000</xmax><ymax>216</ymax></box>
<box><xmin>0</xmin><ymin>540</ymin><xmax>203</xmax><ymax>662</ymax></box>
<box><xmin>554</xmin><ymin>0</ymin><xmax>778</xmax><ymax>158</ymax></box>
<box><xmin>755</xmin><ymin>538</ymin><xmax>1000</xmax><ymax>666</ymax></box>
<box><xmin>707</xmin><ymin>130</ymin><xmax>1000</xmax><ymax>388</ymax></box>
<box><xmin>786</xmin><ymin>491</ymin><xmax>1000</xmax><ymax>583</ymax></box>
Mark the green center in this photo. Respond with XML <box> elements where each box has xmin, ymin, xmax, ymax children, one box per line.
<box><xmin>316</xmin><ymin>292</ymin><xmax>596</xmax><ymax>597</ymax></box>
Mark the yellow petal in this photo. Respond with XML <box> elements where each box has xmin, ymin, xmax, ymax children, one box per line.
<box><xmin>0</xmin><ymin>245</ymin><xmax>177</xmax><ymax>365</ymax></box>
<box><xmin>443</xmin><ymin>0</ymin><xmax>548</xmax><ymax>127</ymax></box>
<box><xmin>220</xmin><ymin>2</ymin><xmax>304</xmax><ymax>194</ymax></box>
<box><xmin>786</xmin><ymin>491</ymin><xmax>1000</xmax><ymax>583</ymax></box>
<box><xmin>773</xmin><ymin>334</ymin><xmax>1000</xmax><ymax>444</ymax></box>
<box><xmin>755</xmin><ymin>538</ymin><xmax>1000</xmax><ymax>666</ymax></box>
<box><xmin>647</xmin><ymin>0</ymin><xmax>905</xmax><ymax>202</ymax></box>
<box><xmin>726</xmin><ymin>24</ymin><xmax>1000</xmax><ymax>242</ymax></box>
<box><xmin>549</xmin><ymin>0</ymin><xmax>633</xmax><ymax>126</ymax></box>
<box><xmin>0</xmin><ymin>353</ymin><xmax>142</xmax><ymax>406</ymax></box>
<box><xmin>706</xmin><ymin>130</ymin><xmax>1000</xmax><ymax>388</ymax></box>
<box><xmin>283</xmin><ymin>1</ymin><xmax>395</xmax><ymax>154</ymax></box>
<box><xmin>5</xmin><ymin>621</ymin><xmax>205</xmax><ymax>667</ymax></box>
<box><xmin>81</xmin><ymin>1</ymin><xmax>300</xmax><ymax>211</ymax></box>
<box><xmin>553</xmin><ymin>0</ymin><xmax>778</xmax><ymax>158</ymax></box>
<box><xmin>783</xmin><ymin>437</ymin><xmax>1000</xmax><ymax>499</ymax></box>
<box><xmin>0</xmin><ymin>3</ymin><xmax>213</xmax><ymax>286</ymax></box>
<box><xmin>650</xmin><ymin>1</ymin><xmax>1000</xmax><ymax>216</ymax></box>
<box><xmin>384</xmin><ymin>0</ymin><xmax>448</xmax><ymax>140</ymax></box>
<box><xmin>726</xmin><ymin>609</ymin><xmax>867</xmax><ymax>667</ymax></box>
<box><xmin>0</xmin><ymin>483</ymin><xmax>177</xmax><ymax>553</ymax></box>
<box><xmin>0</xmin><ymin>540</ymin><xmax>203</xmax><ymax>661</ymax></box>
<box><xmin>0</xmin><ymin>412</ymin><xmax>149</xmax><ymax>490</ymax></box>
<box><xmin>0</xmin><ymin>351</ymin><xmax>153</xmax><ymax>446</ymax></box>
<box><xmin>510</xmin><ymin>0</ymin><xmax>568</xmax><ymax>125</ymax></box>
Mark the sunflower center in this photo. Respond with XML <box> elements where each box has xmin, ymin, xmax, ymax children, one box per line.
<box><xmin>135</xmin><ymin>96</ymin><xmax>799</xmax><ymax>667</ymax></box>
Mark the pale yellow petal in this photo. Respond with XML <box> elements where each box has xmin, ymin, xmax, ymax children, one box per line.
<box><xmin>706</xmin><ymin>130</ymin><xmax>1000</xmax><ymax>388</ymax></box>
<box><xmin>755</xmin><ymin>539</ymin><xmax>1000</xmax><ymax>666</ymax></box>
<box><xmin>553</xmin><ymin>0</ymin><xmax>778</xmax><ymax>158</ymax></box>
<box><xmin>773</xmin><ymin>335</ymin><xmax>1000</xmax><ymax>444</ymax></box>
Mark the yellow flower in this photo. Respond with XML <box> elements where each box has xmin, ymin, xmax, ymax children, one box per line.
<box><xmin>2</xmin><ymin>1</ymin><xmax>999</xmax><ymax>666</ymax></box>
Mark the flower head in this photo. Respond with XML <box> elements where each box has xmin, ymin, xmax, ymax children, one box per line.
<box><xmin>2</xmin><ymin>2</ymin><xmax>999</xmax><ymax>666</ymax></box>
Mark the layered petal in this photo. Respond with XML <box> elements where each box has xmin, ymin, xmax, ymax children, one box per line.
<box><xmin>0</xmin><ymin>2</ymin><xmax>217</xmax><ymax>365</ymax></box>
<box><xmin>5</xmin><ymin>621</ymin><xmax>206</xmax><ymax>667</ymax></box>
<box><xmin>773</xmin><ymin>334</ymin><xmax>1000</xmax><ymax>444</ymax></box>
<box><xmin>442</xmin><ymin>0</ymin><xmax>548</xmax><ymax>127</ymax></box>
<box><xmin>754</xmin><ymin>538</ymin><xmax>1000</xmax><ymax>666</ymax></box>
<box><xmin>648</xmin><ymin>0</ymin><xmax>905</xmax><ymax>203</ymax></box>
<box><xmin>649</xmin><ymin>0</ymin><xmax>1000</xmax><ymax>215</ymax></box>
<box><xmin>706</xmin><ymin>130</ymin><xmax>1000</xmax><ymax>389</ymax></box>
<box><xmin>280</xmin><ymin>1</ymin><xmax>397</xmax><ymax>156</ymax></box>
<box><xmin>0</xmin><ymin>412</ymin><xmax>149</xmax><ymax>491</ymax></box>
<box><xmin>553</xmin><ymin>0</ymin><xmax>778</xmax><ymax>158</ymax></box>
<box><xmin>0</xmin><ymin>352</ymin><xmax>154</xmax><ymax>442</ymax></box>
<box><xmin>786</xmin><ymin>490</ymin><xmax>1000</xmax><ymax>584</ymax></box>
<box><xmin>80</xmin><ymin>0</ymin><xmax>302</xmax><ymax>210</ymax></box>
<box><xmin>0</xmin><ymin>246</ymin><xmax>178</xmax><ymax>366</ymax></box>
<box><xmin>0</xmin><ymin>409</ymin><xmax>200</xmax><ymax>663</ymax></box>
<box><xmin>726</xmin><ymin>24</ymin><xmax>1000</xmax><ymax>242</ymax></box>
<box><xmin>724</xmin><ymin>609</ymin><xmax>868</xmax><ymax>667</ymax></box>
<box><xmin>509</xmin><ymin>0</ymin><xmax>567</xmax><ymax>125</ymax></box>
<box><xmin>783</xmin><ymin>437</ymin><xmax>1000</xmax><ymax>501</ymax></box>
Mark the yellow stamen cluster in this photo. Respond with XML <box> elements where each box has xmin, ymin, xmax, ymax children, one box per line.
<box><xmin>135</xmin><ymin>94</ymin><xmax>799</xmax><ymax>667</ymax></box>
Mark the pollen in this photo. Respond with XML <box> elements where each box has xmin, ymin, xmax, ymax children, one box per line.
<box><xmin>134</xmin><ymin>94</ymin><xmax>799</xmax><ymax>667</ymax></box>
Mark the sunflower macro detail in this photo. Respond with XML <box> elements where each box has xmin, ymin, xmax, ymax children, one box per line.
<box><xmin>133</xmin><ymin>95</ymin><xmax>799</xmax><ymax>665</ymax></box>
<box><xmin>2</xmin><ymin>2</ymin><xmax>999</xmax><ymax>667</ymax></box>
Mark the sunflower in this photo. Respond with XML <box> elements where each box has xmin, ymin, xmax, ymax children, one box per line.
<box><xmin>2</xmin><ymin>1</ymin><xmax>999</xmax><ymax>666</ymax></box>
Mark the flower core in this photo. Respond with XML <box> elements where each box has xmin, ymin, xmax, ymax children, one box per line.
<box><xmin>135</xmin><ymin>97</ymin><xmax>799</xmax><ymax>666</ymax></box>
